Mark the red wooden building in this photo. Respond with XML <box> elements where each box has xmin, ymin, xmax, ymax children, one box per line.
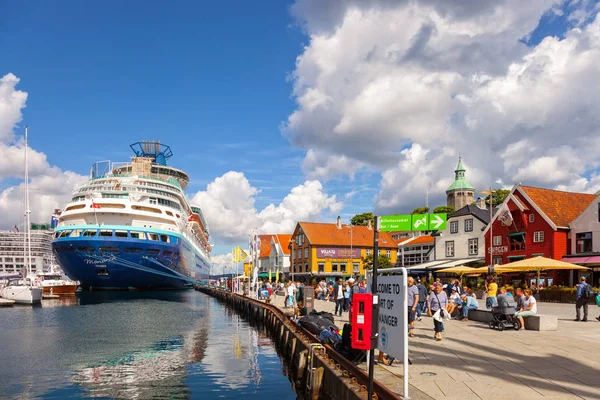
<box><xmin>483</xmin><ymin>185</ymin><xmax>596</xmax><ymax>287</ymax></box>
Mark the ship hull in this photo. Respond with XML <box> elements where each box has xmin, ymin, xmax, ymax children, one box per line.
<box><xmin>41</xmin><ymin>285</ymin><xmax>79</xmax><ymax>295</ymax></box>
<box><xmin>52</xmin><ymin>228</ymin><xmax>209</xmax><ymax>290</ymax></box>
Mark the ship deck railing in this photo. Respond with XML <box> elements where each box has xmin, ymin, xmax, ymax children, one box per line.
<box><xmin>90</xmin><ymin>173</ymin><xmax>183</xmax><ymax>190</ymax></box>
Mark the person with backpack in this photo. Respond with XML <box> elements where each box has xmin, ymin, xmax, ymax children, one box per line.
<box><xmin>416</xmin><ymin>279</ymin><xmax>428</xmax><ymax>321</ymax></box>
<box><xmin>575</xmin><ymin>276</ymin><xmax>592</xmax><ymax>322</ymax></box>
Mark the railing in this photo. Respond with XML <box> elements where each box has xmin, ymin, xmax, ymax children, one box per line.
<box><xmin>510</xmin><ymin>242</ymin><xmax>525</xmax><ymax>251</ymax></box>
<box><xmin>90</xmin><ymin>173</ymin><xmax>183</xmax><ymax>190</ymax></box>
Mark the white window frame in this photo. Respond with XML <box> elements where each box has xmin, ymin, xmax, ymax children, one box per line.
<box><xmin>450</xmin><ymin>221</ymin><xmax>458</xmax><ymax>234</ymax></box>
<box><xmin>529</xmin><ymin>214</ymin><xmax>535</xmax><ymax>223</ymax></box>
<box><xmin>464</xmin><ymin>219</ymin><xmax>473</xmax><ymax>232</ymax></box>
<box><xmin>445</xmin><ymin>241</ymin><xmax>455</xmax><ymax>257</ymax></box>
<box><xmin>492</xmin><ymin>256</ymin><xmax>502</xmax><ymax>265</ymax></box>
<box><xmin>366</xmin><ymin>249</ymin><xmax>372</xmax><ymax>256</ymax></box>
<box><xmin>468</xmin><ymin>238</ymin><xmax>478</xmax><ymax>256</ymax></box>
<box><xmin>304</xmin><ymin>248</ymin><xmax>308</xmax><ymax>258</ymax></box>
<box><xmin>534</xmin><ymin>231</ymin><xmax>544</xmax><ymax>243</ymax></box>
<box><xmin>493</xmin><ymin>235</ymin><xmax>502</xmax><ymax>246</ymax></box>
<box><xmin>386</xmin><ymin>250</ymin><xmax>391</xmax><ymax>259</ymax></box>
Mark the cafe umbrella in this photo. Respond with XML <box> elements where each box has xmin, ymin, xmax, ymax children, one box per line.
<box><xmin>498</xmin><ymin>256</ymin><xmax>590</xmax><ymax>287</ymax></box>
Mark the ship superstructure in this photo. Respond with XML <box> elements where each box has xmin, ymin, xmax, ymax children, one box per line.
<box><xmin>0</xmin><ymin>229</ymin><xmax>53</xmax><ymax>275</ymax></box>
<box><xmin>51</xmin><ymin>141</ymin><xmax>211</xmax><ymax>289</ymax></box>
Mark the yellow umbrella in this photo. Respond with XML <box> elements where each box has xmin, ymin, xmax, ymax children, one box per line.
<box><xmin>436</xmin><ymin>265</ymin><xmax>480</xmax><ymax>274</ymax></box>
<box><xmin>500</xmin><ymin>256</ymin><xmax>590</xmax><ymax>287</ymax></box>
<box><xmin>472</xmin><ymin>265</ymin><xmax>522</xmax><ymax>274</ymax></box>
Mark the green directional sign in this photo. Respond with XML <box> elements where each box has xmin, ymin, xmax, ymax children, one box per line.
<box><xmin>411</xmin><ymin>214</ymin><xmax>429</xmax><ymax>231</ymax></box>
<box><xmin>379</xmin><ymin>215</ymin><xmax>412</xmax><ymax>231</ymax></box>
<box><xmin>429</xmin><ymin>213</ymin><xmax>447</xmax><ymax>230</ymax></box>
<box><xmin>379</xmin><ymin>213</ymin><xmax>447</xmax><ymax>232</ymax></box>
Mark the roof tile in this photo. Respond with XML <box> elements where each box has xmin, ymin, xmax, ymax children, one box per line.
<box><xmin>298</xmin><ymin>222</ymin><xmax>397</xmax><ymax>248</ymax></box>
<box><xmin>519</xmin><ymin>186</ymin><xmax>596</xmax><ymax>227</ymax></box>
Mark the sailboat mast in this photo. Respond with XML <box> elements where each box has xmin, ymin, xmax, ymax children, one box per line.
<box><xmin>25</xmin><ymin>126</ymin><xmax>32</xmax><ymax>277</ymax></box>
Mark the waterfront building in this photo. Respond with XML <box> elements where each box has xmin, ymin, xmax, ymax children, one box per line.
<box><xmin>564</xmin><ymin>193</ymin><xmax>600</xmax><ymax>284</ymax></box>
<box><xmin>484</xmin><ymin>185</ymin><xmax>595</xmax><ymax>286</ymax></box>
<box><xmin>433</xmin><ymin>204</ymin><xmax>490</xmax><ymax>266</ymax></box>
<box><xmin>0</xmin><ymin>228</ymin><xmax>53</xmax><ymax>275</ymax></box>
<box><xmin>289</xmin><ymin>217</ymin><xmax>397</xmax><ymax>279</ymax></box>
<box><xmin>396</xmin><ymin>235</ymin><xmax>434</xmax><ymax>267</ymax></box>
<box><xmin>446</xmin><ymin>158</ymin><xmax>475</xmax><ymax>210</ymax></box>
<box><xmin>267</xmin><ymin>234</ymin><xmax>292</xmax><ymax>278</ymax></box>
<box><xmin>257</xmin><ymin>234</ymin><xmax>275</xmax><ymax>274</ymax></box>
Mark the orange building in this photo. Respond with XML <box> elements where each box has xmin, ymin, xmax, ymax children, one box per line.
<box><xmin>288</xmin><ymin>217</ymin><xmax>398</xmax><ymax>279</ymax></box>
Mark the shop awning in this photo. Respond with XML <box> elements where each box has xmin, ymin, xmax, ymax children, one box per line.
<box><xmin>561</xmin><ymin>255</ymin><xmax>600</xmax><ymax>264</ymax></box>
<box><xmin>506</xmin><ymin>232</ymin><xmax>525</xmax><ymax>237</ymax></box>
<box><xmin>429</xmin><ymin>258</ymin><xmax>484</xmax><ymax>270</ymax></box>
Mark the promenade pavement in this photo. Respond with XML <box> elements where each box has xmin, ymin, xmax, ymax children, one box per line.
<box><xmin>270</xmin><ymin>292</ymin><xmax>600</xmax><ymax>400</ymax></box>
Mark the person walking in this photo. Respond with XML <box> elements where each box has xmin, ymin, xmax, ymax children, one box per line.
<box><xmin>485</xmin><ymin>275</ymin><xmax>498</xmax><ymax>309</ymax></box>
<box><xmin>407</xmin><ymin>277</ymin><xmax>419</xmax><ymax>337</ymax></box>
<box><xmin>427</xmin><ymin>283</ymin><xmax>448</xmax><ymax>341</ymax></box>
<box><xmin>575</xmin><ymin>276</ymin><xmax>591</xmax><ymax>322</ymax></box>
<box><xmin>334</xmin><ymin>278</ymin><xmax>344</xmax><ymax>317</ymax></box>
<box><xmin>416</xmin><ymin>279</ymin><xmax>428</xmax><ymax>321</ymax></box>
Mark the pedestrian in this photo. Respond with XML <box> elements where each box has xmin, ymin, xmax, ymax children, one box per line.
<box><xmin>334</xmin><ymin>278</ymin><xmax>344</xmax><ymax>317</ymax></box>
<box><xmin>416</xmin><ymin>279</ymin><xmax>428</xmax><ymax>321</ymax></box>
<box><xmin>575</xmin><ymin>276</ymin><xmax>591</xmax><ymax>322</ymax></box>
<box><xmin>427</xmin><ymin>283</ymin><xmax>448</xmax><ymax>341</ymax></box>
<box><xmin>515</xmin><ymin>289</ymin><xmax>537</xmax><ymax>330</ymax></box>
<box><xmin>343</xmin><ymin>282</ymin><xmax>351</xmax><ymax>312</ymax></box>
<box><xmin>407</xmin><ymin>277</ymin><xmax>419</xmax><ymax>337</ymax></box>
<box><xmin>485</xmin><ymin>275</ymin><xmax>498</xmax><ymax>309</ymax></box>
<box><xmin>458</xmin><ymin>294</ymin><xmax>478</xmax><ymax>320</ymax></box>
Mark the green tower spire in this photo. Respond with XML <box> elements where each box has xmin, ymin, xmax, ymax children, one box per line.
<box><xmin>447</xmin><ymin>157</ymin><xmax>474</xmax><ymax>192</ymax></box>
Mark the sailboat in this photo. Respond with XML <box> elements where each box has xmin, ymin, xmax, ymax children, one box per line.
<box><xmin>0</xmin><ymin>126</ymin><xmax>42</xmax><ymax>304</ymax></box>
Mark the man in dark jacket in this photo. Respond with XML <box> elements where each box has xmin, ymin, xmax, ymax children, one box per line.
<box><xmin>416</xmin><ymin>279</ymin><xmax>428</xmax><ymax>321</ymax></box>
<box><xmin>334</xmin><ymin>278</ymin><xmax>345</xmax><ymax>317</ymax></box>
<box><xmin>575</xmin><ymin>276</ymin><xmax>590</xmax><ymax>322</ymax></box>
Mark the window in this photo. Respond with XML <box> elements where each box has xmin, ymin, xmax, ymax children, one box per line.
<box><xmin>529</xmin><ymin>214</ymin><xmax>535</xmax><ymax>223</ymax></box>
<box><xmin>70</xmin><ymin>229</ymin><xmax>83</xmax><ymax>237</ymax></box>
<box><xmin>318</xmin><ymin>263</ymin><xmax>324</xmax><ymax>273</ymax></box>
<box><xmin>99</xmin><ymin>246</ymin><xmax>119</xmax><ymax>253</ymax></box>
<box><xmin>166</xmin><ymin>211</ymin><xmax>174</xmax><ymax>216</ymax></box>
<box><xmin>464</xmin><ymin>219</ymin><xmax>473</xmax><ymax>232</ymax></box>
<box><xmin>124</xmin><ymin>247</ymin><xmax>142</xmax><ymax>253</ymax></box>
<box><xmin>366</xmin><ymin>249</ymin><xmax>372</xmax><ymax>256</ymax></box>
<box><xmin>341</xmin><ymin>263</ymin><xmax>346</xmax><ymax>273</ymax></box>
<box><xmin>353</xmin><ymin>263</ymin><xmax>360</xmax><ymax>273</ymax></box>
<box><xmin>332</xmin><ymin>263</ymin><xmax>338</xmax><ymax>272</ymax></box>
<box><xmin>99</xmin><ymin>230</ymin><xmax>113</xmax><ymax>237</ymax></box>
<box><xmin>146</xmin><ymin>249</ymin><xmax>160</xmax><ymax>255</ymax></box>
<box><xmin>576</xmin><ymin>232</ymin><xmax>593</xmax><ymax>253</ymax></box>
<box><xmin>377</xmin><ymin>250</ymin><xmax>381</xmax><ymax>256</ymax></box>
<box><xmin>130</xmin><ymin>231</ymin><xmax>146</xmax><ymax>240</ymax></box>
<box><xmin>115</xmin><ymin>230</ymin><xmax>128</xmax><ymax>238</ymax></box>
<box><xmin>59</xmin><ymin>230</ymin><xmax>73</xmax><ymax>238</ymax></box>
<box><xmin>492</xmin><ymin>256</ymin><xmax>503</xmax><ymax>265</ymax></box>
<box><xmin>445</xmin><ymin>241</ymin><xmax>455</xmax><ymax>257</ymax></box>
<box><xmin>386</xmin><ymin>250</ymin><xmax>391</xmax><ymax>259</ymax></box>
<box><xmin>304</xmin><ymin>248</ymin><xmax>308</xmax><ymax>258</ymax></box>
<box><xmin>468</xmin><ymin>238</ymin><xmax>478</xmax><ymax>256</ymax></box>
<box><xmin>534</xmin><ymin>231</ymin><xmax>544</xmax><ymax>243</ymax></box>
<box><xmin>82</xmin><ymin>229</ymin><xmax>97</xmax><ymax>237</ymax></box>
<box><xmin>77</xmin><ymin>246</ymin><xmax>95</xmax><ymax>253</ymax></box>
<box><xmin>450</xmin><ymin>221</ymin><xmax>458</xmax><ymax>234</ymax></box>
<box><xmin>493</xmin><ymin>235</ymin><xmax>502</xmax><ymax>246</ymax></box>
<box><xmin>160</xmin><ymin>235</ymin><xmax>169</xmax><ymax>243</ymax></box>
<box><xmin>305</xmin><ymin>263</ymin><xmax>308</xmax><ymax>272</ymax></box>
<box><xmin>148</xmin><ymin>233</ymin><xmax>160</xmax><ymax>241</ymax></box>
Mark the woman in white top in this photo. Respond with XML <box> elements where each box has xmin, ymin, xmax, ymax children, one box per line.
<box><xmin>515</xmin><ymin>288</ymin><xmax>537</xmax><ymax>330</ymax></box>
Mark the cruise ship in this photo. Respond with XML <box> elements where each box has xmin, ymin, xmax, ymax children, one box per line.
<box><xmin>51</xmin><ymin>141</ymin><xmax>211</xmax><ymax>290</ymax></box>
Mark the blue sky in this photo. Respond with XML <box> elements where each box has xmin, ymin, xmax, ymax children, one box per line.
<box><xmin>2</xmin><ymin>0</ymin><xmax>600</xmax><ymax>260</ymax></box>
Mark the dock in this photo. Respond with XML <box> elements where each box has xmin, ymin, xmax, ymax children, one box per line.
<box><xmin>0</xmin><ymin>298</ymin><xmax>15</xmax><ymax>307</ymax></box>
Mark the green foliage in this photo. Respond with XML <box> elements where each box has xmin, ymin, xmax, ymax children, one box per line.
<box><xmin>486</xmin><ymin>189</ymin><xmax>510</xmax><ymax>207</ymax></box>
<box><xmin>351</xmin><ymin>212</ymin><xmax>374</xmax><ymax>226</ymax></box>
<box><xmin>363</xmin><ymin>254</ymin><xmax>393</xmax><ymax>269</ymax></box>
<box><xmin>411</xmin><ymin>207</ymin><xmax>430</xmax><ymax>214</ymax></box>
<box><xmin>432</xmin><ymin>206</ymin><xmax>455</xmax><ymax>214</ymax></box>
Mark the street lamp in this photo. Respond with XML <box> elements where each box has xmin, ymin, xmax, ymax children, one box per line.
<box><xmin>480</xmin><ymin>187</ymin><xmax>496</xmax><ymax>274</ymax></box>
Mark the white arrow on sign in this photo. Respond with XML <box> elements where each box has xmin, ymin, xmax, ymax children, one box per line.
<box><xmin>430</xmin><ymin>215</ymin><xmax>444</xmax><ymax>229</ymax></box>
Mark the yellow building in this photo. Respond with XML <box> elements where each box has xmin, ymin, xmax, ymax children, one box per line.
<box><xmin>288</xmin><ymin>217</ymin><xmax>398</xmax><ymax>278</ymax></box>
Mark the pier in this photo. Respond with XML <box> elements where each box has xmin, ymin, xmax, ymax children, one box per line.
<box><xmin>198</xmin><ymin>286</ymin><xmax>432</xmax><ymax>400</ymax></box>
<box><xmin>0</xmin><ymin>299</ymin><xmax>15</xmax><ymax>307</ymax></box>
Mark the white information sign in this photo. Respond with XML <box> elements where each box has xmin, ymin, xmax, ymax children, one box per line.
<box><xmin>367</xmin><ymin>273</ymin><xmax>407</xmax><ymax>361</ymax></box>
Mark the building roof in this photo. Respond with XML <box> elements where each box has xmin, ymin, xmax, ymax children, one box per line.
<box><xmin>298</xmin><ymin>222</ymin><xmax>397</xmax><ymax>249</ymax></box>
<box><xmin>519</xmin><ymin>186</ymin><xmax>596</xmax><ymax>227</ymax></box>
<box><xmin>272</xmin><ymin>234</ymin><xmax>293</xmax><ymax>255</ymax></box>
<box><xmin>399</xmin><ymin>235</ymin><xmax>434</xmax><ymax>247</ymax></box>
<box><xmin>449</xmin><ymin>204</ymin><xmax>493</xmax><ymax>225</ymax></box>
<box><xmin>259</xmin><ymin>234</ymin><xmax>275</xmax><ymax>258</ymax></box>
<box><xmin>446</xmin><ymin>157</ymin><xmax>475</xmax><ymax>192</ymax></box>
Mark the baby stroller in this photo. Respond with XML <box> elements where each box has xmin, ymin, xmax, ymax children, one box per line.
<box><xmin>489</xmin><ymin>297</ymin><xmax>521</xmax><ymax>331</ymax></box>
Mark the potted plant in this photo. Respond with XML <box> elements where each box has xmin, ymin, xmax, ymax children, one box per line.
<box><xmin>560</xmin><ymin>286</ymin><xmax>577</xmax><ymax>303</ymax></box>
<box><xmin>540</xmin><ymin>285</ymin><xmax>560</xmax><ymax>302</ymax></box>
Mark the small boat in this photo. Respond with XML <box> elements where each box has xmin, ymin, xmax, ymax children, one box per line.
<box><xmin>34</xmin><ymin>272</ymin><xmax>79</xmax><ymax>295</ymax></box>
<box><xmin>1</xmin><ymin>277</ymin><xmax>42</xmax><ymax>304</ymax></box>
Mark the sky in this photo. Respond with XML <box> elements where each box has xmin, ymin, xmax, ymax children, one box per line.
<box><xmin>2</xmin><ymin>0</ymin><xmax>600</xmax><ymax>272</ymax></box>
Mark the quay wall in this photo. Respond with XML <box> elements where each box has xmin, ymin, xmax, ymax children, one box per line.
<box><xmin>197</xmin><ymin>287</ymin><xmax>400</xmax><ymax>400</ymax></box>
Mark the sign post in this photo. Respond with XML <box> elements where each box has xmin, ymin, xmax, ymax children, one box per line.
<box><xmin>379</xmin><ymin>213</ymin><xmax>446</xmax><ymax>232</ymax></box>
<box><xmin>367</xmin><ymin>216</ymin><xmax>380</xmax><ymax>400</ymax></box>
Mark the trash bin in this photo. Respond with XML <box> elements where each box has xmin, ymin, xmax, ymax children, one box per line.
<box><xmin>302</xmin><ymin>286</ymin><xmax>314</xmax><ymax>315</ymax></box>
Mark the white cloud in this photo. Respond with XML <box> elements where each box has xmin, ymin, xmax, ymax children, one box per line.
<box><xmin>190</xmin><ymin>171</ymin><xmax>342</xmax><ymax>245</ymax></box>
<box><xmin>0</xmin><ymin>73</ymin><xmax>86</xmax><ymax>228</ymax></box>
<box><xmin>284</xmin><ymin>1</ymin><xmax>600</xmax><ymax>213</ymax></box>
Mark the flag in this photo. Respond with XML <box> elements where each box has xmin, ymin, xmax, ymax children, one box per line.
<box><xmin>14</xmin><ymin>224</ymin><xmax>19</xmax><ymax>232</ymax></box>
<box><xmin>497</xmin><ymin>202</ymin><xmax>513</xmax><ymax>226</ymax></box>
<box><xmin>240</xmin><ymin>248</ymin><xmax>249</xmax><ymax>260</ymax></box>
<box><xmin>91</xmin><ymin>201</ymin><xmax>100</xmax><ymax>209</ymax></box>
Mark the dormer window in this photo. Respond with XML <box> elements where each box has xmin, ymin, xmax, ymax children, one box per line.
<box><xmin>529</xmin><ymin>214</ymin><xmax>534</xmax><ymax>223</ymax></box>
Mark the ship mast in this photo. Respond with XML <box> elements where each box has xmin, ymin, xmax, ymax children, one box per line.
<box><xmin>24</xmin><ymin>126</ymin><xmax>32</xmax><ymax>279</ymax></box>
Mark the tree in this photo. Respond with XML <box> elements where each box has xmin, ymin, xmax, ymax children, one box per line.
<box><xmin>411</xmin><ymin>207</ymin><xmax>430</xmax><ymax>214</ymax></box>
<box><xmin>485</xmin><ymin>189</ymin><xmax>510</xmax><ymax>207</ymax></box>
<box><xmin>351</xmin><ymin>212</ymin><xmax>374</xmax><ymax>226</ymax></box>
<box><xmin>362</xmin><ymin>254</ymin><xmax>393</xmax><ymax>270</ymax></box>
<box><xmin>433</xmin><ymin>205</ymin><xmax>455</xmax><ymax>214</ymax></box>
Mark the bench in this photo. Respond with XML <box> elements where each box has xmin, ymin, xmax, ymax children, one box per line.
<box><xmin>467</xmin><ymin>309</ymin><xmax>558</xmax><ymax>331</ymax></box>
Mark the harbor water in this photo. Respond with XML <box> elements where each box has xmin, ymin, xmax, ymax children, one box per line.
<box><xmin>0</xmin><ymin>290</ymin><xmax>298</xmax><ymax>399</ymax></box>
